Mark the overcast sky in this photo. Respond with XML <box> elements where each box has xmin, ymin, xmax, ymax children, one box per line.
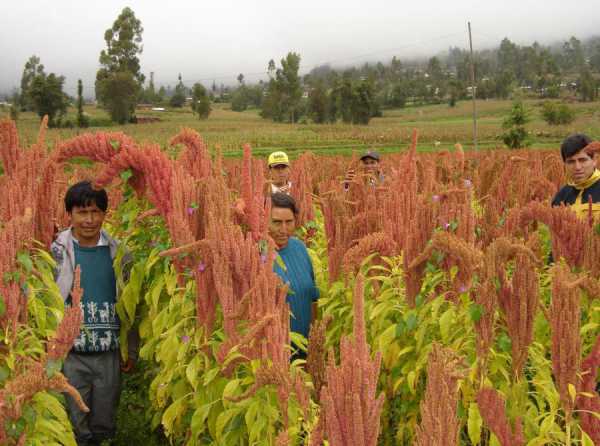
<box><xmin>2</xmin><ymin>0</ymin><xmax>598</xmax><ymax>96</ymax></box>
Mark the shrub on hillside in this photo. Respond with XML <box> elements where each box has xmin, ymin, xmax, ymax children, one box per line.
<box><xmin>502</xmin><ymin>100</ymin><xmax>530</xmax><ymax>149</ymax></box>
<box><xmin>541</xmin><ymin>101</ymin><xmax>576</xmax><ymax>125</ymax></box>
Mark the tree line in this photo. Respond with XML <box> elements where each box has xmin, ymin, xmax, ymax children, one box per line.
<box><xmin>236</xmin><ymin>35</ymin><xmax>600</xmax><ymax>125</ymax></box>
<box><xmin>8</xmin><ymin>6</ymin><xmax>600</xmax><ymax>127</ymax></box>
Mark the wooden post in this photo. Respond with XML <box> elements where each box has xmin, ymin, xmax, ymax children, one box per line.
<box><xmin>468</xmin><ymin>22</ymin><xmax>478</xmax><ymax>150</ymax></box>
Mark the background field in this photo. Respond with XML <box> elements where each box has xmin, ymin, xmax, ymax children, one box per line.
<box><xmin>3</xmin><ymin>99</ymin><xmax>599</xmax><ymax>157</ymax></box>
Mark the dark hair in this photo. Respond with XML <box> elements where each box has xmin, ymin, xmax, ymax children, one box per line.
<box><xmin>65</xmin><ymin>181</ymin><xmax>108</xmax><ymax>213</ymax></box>
<box><xmin>271</xmin><ymin>192</ymin><xmax>298</xmax><ymax>215</ymax></box>
<box><xmin>560</xmin><ymin>133</ymin><xmax>592</xmax><ymax>161</ymax></box>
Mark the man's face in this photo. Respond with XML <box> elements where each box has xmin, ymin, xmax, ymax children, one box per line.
<box><xmin>565</xmin><ymin>150</ymin><xmax>595</xmax><ymax>184</ymax></box>
<box><xmin>269</xmin><ymin>164</ymin><xmax>290</xmax><ymax>187</ymax></box>
<box><xmin>361</xmin><ymin>157</ymin><xmax>379</xmax><ymax>176</ymax></box>
<box><xmin>69</xmin><ymin>202</ymin><xmax>106</xmax><ymax>246</ymax></box>
<box><xmin>269</xmin><ymin>206</ymin><xmax>296</xmax><ymax>249</ymax></box>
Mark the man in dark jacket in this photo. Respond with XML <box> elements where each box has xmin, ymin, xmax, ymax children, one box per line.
<box><xmin>551</xmin><ymin>133</ymin><xmax>600</xmax><ymax>220</ymax></box>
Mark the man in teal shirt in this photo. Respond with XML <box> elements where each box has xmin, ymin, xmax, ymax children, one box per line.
<box><xmin>269</xmin><ymin>193</ymin><xmax>319</xmax><ymax>358</ymax></box>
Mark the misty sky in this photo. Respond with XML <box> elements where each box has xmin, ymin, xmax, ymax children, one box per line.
<box><xmin>2</xmin><ymin>0</ymin><xmax>598</xmax><ymax>96</ymax></box>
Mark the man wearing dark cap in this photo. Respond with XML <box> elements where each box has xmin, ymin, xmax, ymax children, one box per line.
<box><xmin>344</xmin><ymin>150</ymin><xmax>384</xmax><ymax>188</ymax></box>
<box><xmin>551</xmin><ymin>133</ymin><xmax>600</xmax><ymax>220</ymax></box>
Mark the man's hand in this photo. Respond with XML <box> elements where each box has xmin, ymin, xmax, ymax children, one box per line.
<box><xmin>343</xmin><ymin>168</ymin><xmax>356</xmax><ymax>185</ymax></box>
<box><xmin>121</xmin><ymin>357</ymin><xmax>135</xmax><ymax>373</ymax></box>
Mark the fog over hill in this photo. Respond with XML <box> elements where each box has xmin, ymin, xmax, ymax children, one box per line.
<box><xmin>1</xmin><ymin>0</ymin><xmax>598</xmax><ymax>97</ymax></box>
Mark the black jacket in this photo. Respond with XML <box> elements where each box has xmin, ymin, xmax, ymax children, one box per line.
<box><xmin>551</xmin><ymin>179</ymin><xmax>600</xmax><ymax>207</ymax></box>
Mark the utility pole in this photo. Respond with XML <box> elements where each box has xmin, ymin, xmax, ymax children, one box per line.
<box><xmin>468</xmin><ymin>22</ymin><xmax>478</xmax><ymax>150</ymax></box>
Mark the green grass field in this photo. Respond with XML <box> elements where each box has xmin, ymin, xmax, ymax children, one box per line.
<box><xmin>2</xmin><ymin>99</ymin><xmax>599</xmax><ymax>157</ymax></box>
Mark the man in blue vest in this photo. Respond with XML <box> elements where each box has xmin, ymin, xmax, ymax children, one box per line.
<box><xmin>269</xmin><ymin>193</ymin><xmax>319</xmax><ymax>359</ymax></box>
<box><xmin>52</xmin><ymin>181</ymin><xmax>136</xmax><ymax>445</ymax></box>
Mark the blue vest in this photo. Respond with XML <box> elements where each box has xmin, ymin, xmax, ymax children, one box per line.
<box><xmin>273</xmin><ymin>237</ymin><xmax>319</xmax><ymax>339</ymax></box>
<box><xmin>70</xmin><ymin>243</ymin><xmax>120</xmax><ymax>353</ymax></box>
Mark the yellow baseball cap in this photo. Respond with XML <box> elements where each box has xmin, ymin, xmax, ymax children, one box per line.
<box><xmin>268</xmin><ymin>151</ymin><xmax>290</xmax><ymax>167</ymax></box>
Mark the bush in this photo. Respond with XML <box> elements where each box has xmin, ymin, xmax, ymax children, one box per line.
<box><xmin>541</xmin><ymin>101</ymin><xmax>576</xmax><ymax>125</ymax></box>
<box><xmin>9</xmin><ymin>103</ymin><xmax>19</xmax><ymax>121</ymax></box>
<box><xmin>502</xmin><ymin>100</ymin><xmax>530</xmax><ymax>149</ymax></box>
<box><xmin>544</xmin><ymin>85</ymin><xmax>560</xmax><ymax>98</ymax></box>
<box><xmin>96</xmin><ymin>71</ymin><xmax>139</xmax><ymax>124</ymax></box>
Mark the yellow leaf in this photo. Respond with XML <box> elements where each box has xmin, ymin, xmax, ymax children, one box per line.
<box><xmin>567</xmin><ymin>383</ymin><xmax>577</xmax><ymax>404</ymax></box>
<box><xmin>407</xmin><ymin>371</ymin><xmax>417</xmax><ymax>394</ymax></box>
<box><xmin>468</xmin><ymin>402</ymin><xmax>482</xmax><ymax>445</ymax></box>
<box><xmin>378</xmin><ymin>324</ymin><xmax>396</xmax><ymax>351</ymax></box>
<box><xmin>162</xmin><ymin>396</ymin><xmax>186</xmax><ymax>434</ymax></box>
<box><xmin>439</xmin><ymin>307</ymin><xmax>455</xmax><ymax>343</ymax></box>
<box><xmin>581</xmin><ymin>322</ymin><xmax>598</xmax><ymax>335</ymax></box>
<box><xmin>396</xmin><ymin>346</ymin><xmax>414</xmax><ymax>359</ymax></box>
<box><xmin>581</xmin><ymin>431</ymin><xmax>595</xmax><ymax>446</ymax></box>
<box><xmin>186</xmin><ymin>356</ymin><xmax>202</xmax><ymax>391</ymax></box>
<box><xmin>203</xmin><ymin>367</ymin><xmax>220</xmax><ymax>386</ymax></box>
<box><xmin>222</xmin><ymin>379</ymin><xmax>240</xmax><ymax>400</ymax></box>
<box><xmin>191</xmin><ymin>404</ymin><xmax>211</xmax><ymax>436</ymax></box>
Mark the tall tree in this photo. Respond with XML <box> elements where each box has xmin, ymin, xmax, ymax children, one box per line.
<box><xmin>191</xmin><ymin>83</ymin><xmax>211</xmax><ymax>119</ymax></box>
<box><xmin>590</xmin><ymin>41</ymin><xmax>600</xmax><ymax>71</ymax></box>
<box><xmin>29</xmin><ymin>72</ymin><xmax>69</xmax><ymax>127</ymax></box>
<box><xmin>351</xmin><ymin>79</ymin><xmax>376</xmax><ymax>124</ymax></box>
<box><xmin>157</xmin><ymin>86</ymin><xmax>166</xmax><ymax>103</ymax></box>
<box><xmin>498</xmin><ymin>38</ymin><xmax>519</xmax><ymax>72</ymax></box>
<box><xmin>562</xmin><ymin>36</ymin><xmax>585</xmax><ymax>69</ymax></box>
<box><xmin>579</xmin><ymin>68</ymin><xmax>598</xmax><ymax>102</ymax></box>
<box><xmin>95</xmin><ymin>7</ymin><xmax>144</xmax><ymax>123</ymax></box>
<box><xmin>427</xmin><ymin>57</ymin><xmax>443</xmax><ymax>81</ymax></box>
<box><xmin>19</xmin><ymin>55</ymin><xmax>44</xmax><ymax>111</ymax></box>
<box><xmin>391</xmin><ymin>81</ymin><xmax>409</xmax><ymax>108</ymax></box>
<box><xmin>339</xmin><ymin>76</ymin><xmax>354</xmax><ymax>123</ymax></box>
<box><xmin>170</xmin><ymin>74</ymin><xmax>187</xmax><ymax>107</ymax></box>
<box><xmin>308</xmin><ymin>80</ymin><xmax>328</xmax><ymax>124</ymax></box>
<box><xmin>141</xmin><ymin>71</ymin><xmax>158</xmax><ymax>104</ymax></box>
<box><xmin>261</xmin><ymin>52</ymin><xmax>303</xmax><ymax>122</ymax></box>
<box><xmin>232</xmin><ymin>73</ymin><xmax>249</xmax><ymax>111</ymax></box>
<box><xmin>76</xmin><ymin>79</ymin><xmax>88</xmax><ymax>128</ymax></box>
<box><xmin>279</xmin><ymin>52</ymin><xmax>302</xmax><ymax>122</ymax></box>
<box><xmin>231</xmin><ymin>89</ymin><xmax>247</xmax><ymax>112</ymax></box>
<box><xmin>9</xmin><ymin>92</ymin><xmax>19</xmax><ymax>121</ymax></box>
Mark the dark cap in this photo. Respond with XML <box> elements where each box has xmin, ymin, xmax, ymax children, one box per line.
<box><xmin>360</xmin><ymin>150</ymin><xmax>380</xmax><ymax>161</ymax></box>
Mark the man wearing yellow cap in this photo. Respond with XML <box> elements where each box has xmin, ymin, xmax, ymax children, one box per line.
<box><xmin>552</xmin><ymin>133</ymin><xmax>600</xmax><ymax>220</ymax></box>
<box><xmin>267</xmin><ymin>151</ymin><xmax>292</xmax><ymax>195</ymax></box>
